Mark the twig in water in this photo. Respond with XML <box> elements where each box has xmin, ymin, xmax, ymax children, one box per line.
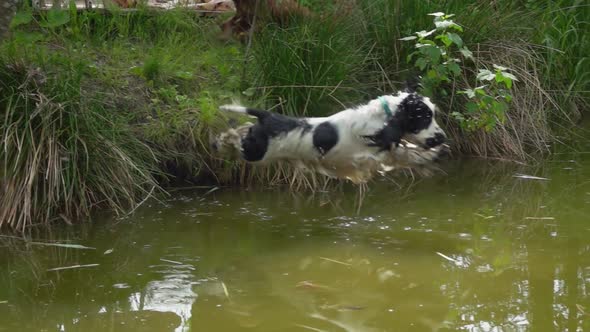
<box><xmin>0</xmin><ymin>235</ymin><xmax>95</xmax><ymax>250</ymax></box>
<box><xmin>513</xmin><ymin>173</ymin><xmax>549</xmax><ymax>181</ymax></box>
<box><xmin>160</xmin><ymin>258</ymin><xmax>184</xmax><ymax>265</ymax></box>
<box><xmin>160</xmin><ymin>258</ymin><xmax>196</xmax><ymax>270</ymax></box>
<box><xmin>29</xmin><ymin>242</ymin><xmax>95</xmax><ymax>250</ymax></box>
<box><xmin>221</xmin><ymin>281</ymin><xmax>230</xmax><ymax>300</ymax></box>
<box><xmin>474</xmin><ymin>213</ymin><xmax>495</xmax><ymax>219</ymax></box>
<box><xmin>47</xmin><ymin>264</ymin><xmax>99</xmax><ymax>272</ymax></box>
<box><xmin>318</xmin><ymin>257</ymin><xmax>352</xmax><ymax>266</ymax></box>
<box><xmin>436</xmin><ymin>252</ymin><xmax>460</xmax><ymax>264</ymax></box>
<box><xmin>203</xmin><ymin>186</ymin><xmax>220</xmax><ymax>196</ymax></box>
<box><xmin>126</xmin><ymin>185</ymin><xmax>157</xmax><ymax>216</ymax></box>
<box><xmin>524</xmin><ymin>217</ymin><xmax>555</xmax><ymax>220</ymax></box>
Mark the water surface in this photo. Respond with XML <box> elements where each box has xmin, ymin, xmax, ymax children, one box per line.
<box><xmin>1</xmin><ymin>152</ymin><xmax>590</xmax><ymax>331</ymax></box>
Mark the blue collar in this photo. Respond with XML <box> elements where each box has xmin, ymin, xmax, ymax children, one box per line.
<box><xmin>379</xmin><ymin>97</ymin><xmax>393</xmax><ymax>118</ymax></box>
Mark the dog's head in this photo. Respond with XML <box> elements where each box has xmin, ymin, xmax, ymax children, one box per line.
<box><xmin>387</xmin><ymin>92</ymin><xmax>447</xmax><ymax>151</ymax></box>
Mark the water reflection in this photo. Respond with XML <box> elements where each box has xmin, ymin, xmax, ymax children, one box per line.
<box><xmin>0</xmin><ymin>155</ymin><xmax>590</xmax><ymax>331</ymax></box>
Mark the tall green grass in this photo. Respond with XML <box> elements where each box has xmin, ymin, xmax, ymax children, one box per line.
<box><xmin>248</xmin><ymin>14</ymin><xmax>369</xmax><ymax>116</ymax></box>
<box><xmin>535</xmin><ymin>0</ymin><xmax>589</xmax><ymax>116</ymax></box>
<box><xmin>0</xmin><ymin>59</ymin><xmax>160</xmax><ymax>231</ymax></box>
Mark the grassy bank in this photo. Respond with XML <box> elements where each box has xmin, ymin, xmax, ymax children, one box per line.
<box><xmin>0</xmin><ymin>0</ymin><xmax>588</xmax><ymax>230</ymax></box>
<box><xmin>247</xmin><ymin>0</ymin><xmax>589</xmax><ymax>158</ymax></box>
<box><xmin>0</xmin><ymin>8</ymin><xmax>244</xmax><ymax>230</ymax></box>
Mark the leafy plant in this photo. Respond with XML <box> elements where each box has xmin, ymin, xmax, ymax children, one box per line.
<box><xmin>402</xmin><ymin>12</ymin><xmax>470</xmax><ymax>98</ymax></box>
<box><xmin>455</xmin><ymin>65</ymin><xmax>517</xmax><ymax>131</ymax></box>
<box><xmin>403</xmin><ymin>12</ymin><xmax>517</xmax><ymax>132</ymax></box>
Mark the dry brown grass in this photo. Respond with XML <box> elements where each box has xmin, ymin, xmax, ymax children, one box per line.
<box><xmin>0</xmin><ymin>63</ymin><xmax>160</xmax><ymax>231</ymax></box>
<box><xmin>444</xmin><ymin>41</ymin><xmax>572</xmax><ymax>161</ymax></box>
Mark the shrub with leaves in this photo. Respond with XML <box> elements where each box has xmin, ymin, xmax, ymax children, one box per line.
<box><xmin>402</xmin><ymin>13</ymin><xmax>469</xmax><ymax>97</ymax></box>
<box><xmin>456</xmin><ymin>65</ymin><xmax>517</xmax><ymax>131</ymax></box>
<box><xmin>403</xmin><ymin>12</ymin><xmax>517</xmax><ymax>132</ymax></box>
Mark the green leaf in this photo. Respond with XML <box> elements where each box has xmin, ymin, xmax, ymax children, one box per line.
<box><xmin>501</xmin><ymin>72</ymin><xmax>518</xmax><ymax>81</ymax></box>
<box><xmin>450</xmin><ymin>24</ymin><xmax>464</xmax><ymax>32</ymax></box>
<box><xmin>447</xmin><ymin>33</ymin><xmax>463</xmax><ymax>48</ymax></box>
<box><xmin>491</xmin><ymin>101</ymin><xmax>508</xmax><ymax>116</ymax></box>
<box><xmin>473</xmin><ymin>85</ymin><xmax>487</xmax><ymax>96</ymax></box>
<box><xmin>416</xmin><ymin>58</ymin><xmax>428</xmax><ymax>70</ymax></box>
<box><xmin>451</xmin><ymin>111</ymin><xmax>465</xmax><ymax>121</ymax></box>
<box><xmin>460</xmin><ymin>47</ymin><xmax>473</xmax><ymax>59</ymax></box>
<box><xmin>10</xmin><ymin>11</ymin><xmax>33</xmax><ymax>28</ymax></box>
<box><xmin>416</xmin><ymin>40</ymin><xmax>436</xmax><ymax>47</ymax></box>
<box><xmin>435</xmin><ymin>20</ymin><xmax>455</xmax><ymax>30</ymax></box>
<box><xmin>459</xmin><ymin>89</ymin><xmax>475</xmax><ymax>98</ymax></box>
<box><xmin>466</xmin><ymin>102</ymin><xmax>479</xmax><ymax>114</ymax></box>
<box><xmin>421</xmin><ymin>45</ymin><xmax>442</xmax><ymax>64</ymax></box>
<box><xmin>504</xmin><ymin>78</ymin><xmax>513</xmax><ymax>89</ymax></box>
<box><xmin>437</xmin><ymin>34</ymin><xmax>453</xmax><ymax>47</ymax></box>
<box><xmin>40</xmin><ymin>9</ymin><xmax>70</xmax><ymax>28</ymax></box>
<box><xmin>475</xmin><ymin>87</ymin><xmax>487</xmax><ymax>96</ymax></box>
<box><xmin>477</xmin><ymin>69</ymin><xmax>495</xmax><ymax>81</ymax></box>
<box><xmin>416</xmin><ymin>29</ymin><xmax>437</xmax><ymax>38</ymax></box>
<box><xmin>436</xmin><ymin>64</ymin><xmax>451</xmax><ymax>81</ymax></box>
<box><xmin>426</xmin><ymin>69</ymin><xmax>438</xmax><ymax>80</ymax></box>
<box><xmin>421</xmin><ymin>85</ymin><xmax>435</xmax><ymax>98</ymax></box>
<box><xmin>447</xmin><ymin>62</ymin><xmax>461</xmax><ymax>76</ymax></box>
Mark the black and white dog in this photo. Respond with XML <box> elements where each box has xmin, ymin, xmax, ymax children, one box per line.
<box><xmin>213</xmin><ymin>90</ymin><xmax>448</xmax><ymax>183</ymax></box>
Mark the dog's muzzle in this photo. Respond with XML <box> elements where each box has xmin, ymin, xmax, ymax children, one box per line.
<box><xmin>425</xmin><ymin>132</ymin><xmax>446</xmax><ymax>149</ymax></box>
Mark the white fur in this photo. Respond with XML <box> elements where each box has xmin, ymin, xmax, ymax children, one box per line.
<box><xmin>219</xmin><ymin>104</ymin><xmax>248</xmax><ymax>113</ymax></box>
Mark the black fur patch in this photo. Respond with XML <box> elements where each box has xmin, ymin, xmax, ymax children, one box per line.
<box><xmin>246</xmin><ymin>108</ymin><xmax>309</xmax><ymax>138</ymax></box>
<box><xmin>399</xmin><ymin>94</ymin><xmax>433</xmax><ymax>134</ymax></box>
<box><xmin>240</xmin><ymin>108</ymin><xmax>310</xmax><ymax>161</ymax></box>
<box><xmin>363</xmin><ymin>119</ymin><xmax>402</xmax><ymax>151</ymax></box>
<box><xmin>241</xmin><ymin>125</ymin><xmax>269</xmax><ymax>161</ymax></box>
<box><xmin>363</xmin><ymin>93</ymin><xmax>434</xmax><ymax>150</ymax></box>
<box><xmin>313</xmin><ymin>122</ymin><xmax>339</xmax><ymax>155</ymax></box>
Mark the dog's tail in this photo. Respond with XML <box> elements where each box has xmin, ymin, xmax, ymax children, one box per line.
<box><xmin>219</xmin><ymin>104</ymin><xmax>269</xmax><ymax>120</ymax></box>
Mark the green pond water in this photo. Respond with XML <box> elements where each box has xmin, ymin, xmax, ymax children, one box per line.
<box><xmin>2</xmin><ymin>150</ymin><xmax>590</xmax><ymax>331</ymax></box>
